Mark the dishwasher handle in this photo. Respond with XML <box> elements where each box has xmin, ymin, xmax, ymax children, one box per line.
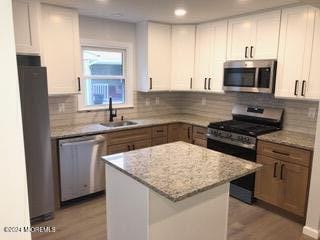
<box><xmin>59</xmin><ymin>135</ymin><xmax>105</xmax><ymax>147</ymax></box>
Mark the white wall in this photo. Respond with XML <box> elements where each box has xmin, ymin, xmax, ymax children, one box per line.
<box><xmin>0</xmin><ymin>1</ymin><xmax>31</xmax><ymax>239</ymax></box>
<box><xmin>304</xmin><ymin>100</ymin><xmax>320</xmax><ymax>239</ymax></box>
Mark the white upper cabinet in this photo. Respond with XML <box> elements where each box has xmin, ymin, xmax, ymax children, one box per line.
<box><xmin>41</xmin><ymin>5</ymin><xmax>81</xmax><ymax>95</ymax></box>
<box><xmin>275</xmin><ymin>6</ymin><xmax>317</xmax><ymax>99</ymax></box>
<box><xmin>305</xmin><ymin>8</ymin><xmax>320</xmax><ymax>100</ymax></box>
<box><xmin>227</xmin><ymin>10</ymin><xmax>281</xmax><ymax>60</ymax></box>
<box><xmin>194</xmin><ymin>21</ymin><xmax>228</xmax><ymax>92</ymax></box>
<box><xmin>171</xmin><ymin>25</ymin><xmax>196</xmax><ymax>90</ymax></box>
<box><xmin>137</xmin><ymin>22</ymin><xmax>171</xmax><ymax>92</ymax></box>
<box><xmin>12</xmin><ymin>0</ymin><xmax>41</xmax><ymax>55</ymax></box>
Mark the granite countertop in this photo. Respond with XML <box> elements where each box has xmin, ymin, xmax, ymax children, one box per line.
<box><xmin>50</xmin><ymin>114</ymin><xmax>221</xmax><ymax>139</ymax></box>
<box><xmin>102</xmin><ymin>141</ymin><xmax>262</xmax><ymax>202</ymax></box>
<box><xmin>258</xmin><ymin>130</ymin><xmax>315</xmax><ymax>151</ymax></box>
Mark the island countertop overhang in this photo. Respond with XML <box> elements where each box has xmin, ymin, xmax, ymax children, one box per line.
<box><xmin>102</xmin><ymin>141</ymin><xmax>262</xmax><ymax>202</ymax></box>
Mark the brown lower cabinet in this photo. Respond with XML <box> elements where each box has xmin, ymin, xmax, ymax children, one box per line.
<box><xmin>255</xmin><ymin>140</ymin><xmax>311</xmax><ymax>217</ymax></box>
<box><xmin>168</xmin><ymin>123</ymin><xmax>192</xmax><ymax>143</ymax></box>
<box><xmin>192</xmin><ymin>126</ymin><xmax>207</xmax><ymax>147</ymax></box>
<box><xmin>106</xmin><ymin>127</ymin><xmax>152</xmax><ymax>155</ymax></box>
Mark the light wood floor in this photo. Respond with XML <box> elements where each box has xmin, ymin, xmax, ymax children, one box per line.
<box><xmin>32</xmin><ymin>195</ymin><xmax>314</xmax><ymax>240</ymax></box>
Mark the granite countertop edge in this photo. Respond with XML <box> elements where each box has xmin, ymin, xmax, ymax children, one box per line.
<box><xmin>102</xmin><ymin>156</ymin><xmax>263</xmax><ymax>203</ymax></box>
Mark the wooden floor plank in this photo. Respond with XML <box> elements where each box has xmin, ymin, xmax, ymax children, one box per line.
<box><xmin>32</xmin><ymin>195</ymin><xmax>314</xmax><ymax>240</ymax></box>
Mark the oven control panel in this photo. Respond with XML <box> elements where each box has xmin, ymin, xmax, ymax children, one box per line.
<box><xmin>207</xmin><ymin>128</ymin><xmax>257</xmax><ymax>150</ymax></box>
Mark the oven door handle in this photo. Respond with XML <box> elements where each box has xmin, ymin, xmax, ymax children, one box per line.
<box><xmin>206</xmin><ymin>134</ymin><xmax>256</xmax><ymax>150</ymax></box>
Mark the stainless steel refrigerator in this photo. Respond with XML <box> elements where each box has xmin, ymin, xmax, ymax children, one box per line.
<box><xmin>17</xmin><ymin>55</ymin><xmax>54</xmax><ymax>222</ymax></box>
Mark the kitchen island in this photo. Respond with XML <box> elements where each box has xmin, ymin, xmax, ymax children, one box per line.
<box><xmin>102</xmin><ymin>141</ymin><xmax>262</xmax><ymax>240</ymax></box>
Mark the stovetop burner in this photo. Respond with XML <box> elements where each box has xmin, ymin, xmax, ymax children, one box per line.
<box><xmin>208</xmin><ymin>120</ymin><xmax>279</xmax><ymax>136</ymax></box>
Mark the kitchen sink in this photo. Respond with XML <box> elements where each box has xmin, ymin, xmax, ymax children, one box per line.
<box><xmin>101</xmin><ymin>121</ymin><xmax>138</xmax><ymax>128</ymax></box>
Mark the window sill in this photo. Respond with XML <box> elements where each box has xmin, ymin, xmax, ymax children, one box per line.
<box><xmin>78</xmin><ymin>104</ymin><xmax>134</xmax><ymax>112</ymax></box>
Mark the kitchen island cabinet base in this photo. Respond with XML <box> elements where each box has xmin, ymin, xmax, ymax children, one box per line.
<box><xmin>106</xmin><ymin>165</ymin><xmax>229</xmax><ymax>240</ymax></box>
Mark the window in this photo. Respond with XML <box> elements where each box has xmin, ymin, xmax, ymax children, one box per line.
<box><xmin>78</xmin><ymin>40</ymin><xmax>133</xmax><ymax>111</ymax></box>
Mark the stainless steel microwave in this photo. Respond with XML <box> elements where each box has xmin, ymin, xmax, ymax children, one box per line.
<box><xmin>223</xmin><ymin>60</ymin><xmax>277</xmax><ymax>93</ymax></box>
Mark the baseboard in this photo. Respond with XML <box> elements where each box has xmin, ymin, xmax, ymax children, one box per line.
<box><xmin>303</xmin><ymin>226</ymin><xmax>320</xmax><ymax>239</ymax></box>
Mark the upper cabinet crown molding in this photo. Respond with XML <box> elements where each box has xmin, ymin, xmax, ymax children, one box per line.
<box><xmin>41</xmin><ymin>4</ymin><xmax>81</xmax><ymax>95</ymax></box>
<box><xmin>171</xmin><ymin>25</ymin><xmax>196</xmax><ymax>91</ymax></box>
<box><xmin>136</xmin><ymin>22</ymin><xmax>172</xmax><ymax>92</ymax></box>
<box><xmin>12</xmin><ymin>0</ymin><xmax>41</xmax><ymax>55</ymax></box>
<box><xmin>275</xmin><ymin>5</ymin><xmax>320</xmax><ymax>100</ymax></box>
<box><xmin>227</xmin><ymin>10</ymin><xmax>281</xmax><ymax>60</ymax></box>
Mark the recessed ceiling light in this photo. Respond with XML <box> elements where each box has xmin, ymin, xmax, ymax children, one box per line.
<box><xmin>175</xmin><ymin>9</ymin><xmax>187</xmax><ymax>17</ymax></box>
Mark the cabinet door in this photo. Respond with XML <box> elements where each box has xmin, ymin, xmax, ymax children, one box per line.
<box><xmin>251</xmin><ymin>10</ymin><xmax>281</xmax><ymax>59</ymax></box>
<box><xmin>193</xmin><ymin>138</ymin><xmax>207</xmax><ymax>148</ymax></box>
<box><xmin>194</xmin><ymin>23</ymin><xmax>213</xmax><ymax>91</ymax></box>
<box><xmin>180</xmin><ymin>124</ymin><xmax>193</xmax><ymax>143</ymax></box>
<box><xmin>107</xmin><ymin>143</ymin><xmax>131</xmax><ymax>155</ymax></box>
<box><xmin>305</xmin><ymin>9</ymin><xmax>320</xmax><ymax>99</ymax></box>
<box><xmin>132</xmin><ymin>140</ymin><xmax>152</xmax><ymax>150</ymax></box>
<box><xmin>168</xmin><ymin>123</ymin><xmax>181</xmax><ymax>143</ymax></box>
<box><xmin>148</xmin><ymin>23</ymin><xmax>171</xmax><ymax>91</ymax></box>
<box><xmin>152</xmin><ymin>137</ymin><xmax>168</xmax><ymax>146</ymax></box>
<box><xmin>12</xmin><ymin>0</ymin><xmax>40</xmax><ymax>54</ymax></box>
<box><xmin>171</xmin><ymin>25</ymin><xmax>195</xmax><ymax>90</ymax></box>
<box><xmin>211</xmin><ymin>21</ymin><xmax>228</xmax><ymax>93</ymax></box>
<box><xmin>279</xmin><ymin>161</ymin><xmax>309</xmax><ymax>217</ymax></box>
<box><xmin>275</xmin><ymin>6</ymin><xmax>316</xmax><ymax>98</ymax></box>
<box><xmin>255</xmin><ymin>155</ymin><xmax>281</xmax><ymax>206</ymax></box>
<box><xmin>41</xmin><ymin>5</ymin><xmax>81</xmax><ymax>95</ymax></box>
<box><xmin>227</xmin><ymin>16</ymin><xmax>252</xmax><ymax>60</ymax></box>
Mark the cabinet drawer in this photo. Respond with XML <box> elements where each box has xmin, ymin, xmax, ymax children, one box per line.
<box><xmin>152</xmin><ymin>125</ymin><xmax>168</xmax><ymax>138</ymax></box>
<box><xmin>257</xmin><ymin>141</ymin><xmax>311</xmax><ymax>167</ymax></box>
<box><xmin>193</xmin><ymin>138</ymin><xmax>207</xmax><ymax>148</ymax></box>
<box><xmin>193</xmin><ymin>126</ymin><xmax>207</xmax><ymax>140</ymax></box>
<box><xmin>106</xmin><ymin>128</ymin><xmax>152</xmax><ymax>145</ymax></box>
<box><xmin>152</xmin><ymin>137</ymin><xmax>168</xmax><ymax>146</ymax></box>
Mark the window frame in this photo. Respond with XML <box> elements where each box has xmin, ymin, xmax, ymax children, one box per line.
<box><xmin>78</xmin><ymin>39</ymin><xmax>134</xmax><ymax>111</ymax></box>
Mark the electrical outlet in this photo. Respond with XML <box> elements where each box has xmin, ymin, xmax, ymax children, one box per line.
<box><xmin>308</xmin><ymin>108</ymin><xmax>317</xmax><ymax>120</ymax></box>
<box><xmin>155</xmin><ymin>97</ymin><xmax>160</xmax><ymax>105</ymax></box>
<box><xmin>145</xmin><ymin>98</ymin><xmax>151</xmax><ymax>106</ymax></box>
<box><xmin>58</xmin><ymin>103</ymin><xmax>65</xmax><ymax>113</ymax></box>
<box><xmin>201</xmin><ymin>97</ymin><xmax>206</xmax><ymax>106</ymax></box>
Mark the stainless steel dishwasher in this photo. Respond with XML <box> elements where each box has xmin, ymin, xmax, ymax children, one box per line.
<box><xmin>59</xmin><ymin>135</ymin><xmax>106</xmax><ymax>202</ymax></box>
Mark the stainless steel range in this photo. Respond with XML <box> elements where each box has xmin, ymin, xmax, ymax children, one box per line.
<box><xmin>207</xmin><ymin>104</ymin><xmax>284</xmax><ymax>204</ymax></box>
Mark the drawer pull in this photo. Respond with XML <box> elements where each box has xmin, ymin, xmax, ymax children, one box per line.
<box><xmin>273</xmin><ymin>162</ymin><xmax>278</xmax><ymax>178</ymax></box>
<box><xmin>272</xmin><ymin>150</ymin><xmax>290</xmax><ymax>156</ymax></box>
<box><xmin>196</xmin><ymin>131</ymin><xmax>204</xmax><ymax>135</ymax></box>
<box><xmin>156</xmin><ymin>130</ymin><xmax>164</xmax><ymax>133</ymax></box>
<box><xmin>280</xmin><ymin>164</ymin><xmax>285</xmax><ymax>180</ymax></box>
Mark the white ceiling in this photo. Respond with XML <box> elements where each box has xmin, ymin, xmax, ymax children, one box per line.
<box><xmin>40</xmin><ymin>0</ymin><xmax>303</xmax><ymax>24</ymax></box>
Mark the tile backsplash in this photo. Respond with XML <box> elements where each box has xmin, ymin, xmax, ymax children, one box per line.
<box><xmin>49</xmin><ymin>91</ymin><xmax>319</xmax><ymax>135</ymax></box>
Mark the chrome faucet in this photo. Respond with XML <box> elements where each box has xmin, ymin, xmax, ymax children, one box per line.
<box><xmin>108</xmin><ymin>97</ymin><xmax>117</xmax><ymax>122</ymax></box>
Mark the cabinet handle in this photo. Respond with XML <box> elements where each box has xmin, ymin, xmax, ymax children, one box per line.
<box><xmin>273</xmin><ymin>162</ymin><xmax>278</xmax><ymax>178</ymax></box>
<box><xmin>301</xmin><ymin>80</ymin><xmax>306</xmax><ymax>96</ymax></box>
<box><xmin>250</xmin><ymin>46</ymin><xmax>254</xmax><ymax>58</ymax></box>
<box><xmin>272</xmin><ymin>150</ymin><xmax>290</xmax><ymax>156</ymax></box>
<box><xmin>208</xmin><ymin>78</ymin><xmax>211</xmax><ymax>90</ymax></box>
<box><xmin>280</xmin><ymin>164</ymin><xmax>285</xmax><ymax>180</ymax></box>
<box><xmin>132</xmin><ymin>144</ymin><xmax>135</xmax><ymax>150</ymax></box>
<box><xmin>188</xmin><ymin>127</ymin><xmax>191</xmax><ymax>139</ymax></box>
<box><xmin>77</xmin><ymin>77</ymin><xmax>81</xmax><ymax>92</ymax></box>
<box><xmin>156</xmin><ymin>130</ymin><xmax>164</xmax><ymax>133</ymax></box>
<box><xmin>190</xmin><ymin>77</ymin><xmax>193</xmax><ymax>89</ymax></box>
<box><xmin>127</xmin><ymin>145</ymin><xmax>131</xmax><ymax>151</ymax></box>
<box><xmin>149</xmin><ymin>78</ymin><xmax>153</xmax><ymax>90</ymax></box>
<box><xmin>294</xmin><ymin>80</ymin><xmax>299</xmax><ymax>96</ymax></box>
<box><xmin>245</xmin><ymin>46</ymin><xmax>249</xmax><ymax>58</ymax></box>
<box><xmin>204</xmin><ymin>78</ymin><xmax>207</xmax><ymax>90</ymax></box>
